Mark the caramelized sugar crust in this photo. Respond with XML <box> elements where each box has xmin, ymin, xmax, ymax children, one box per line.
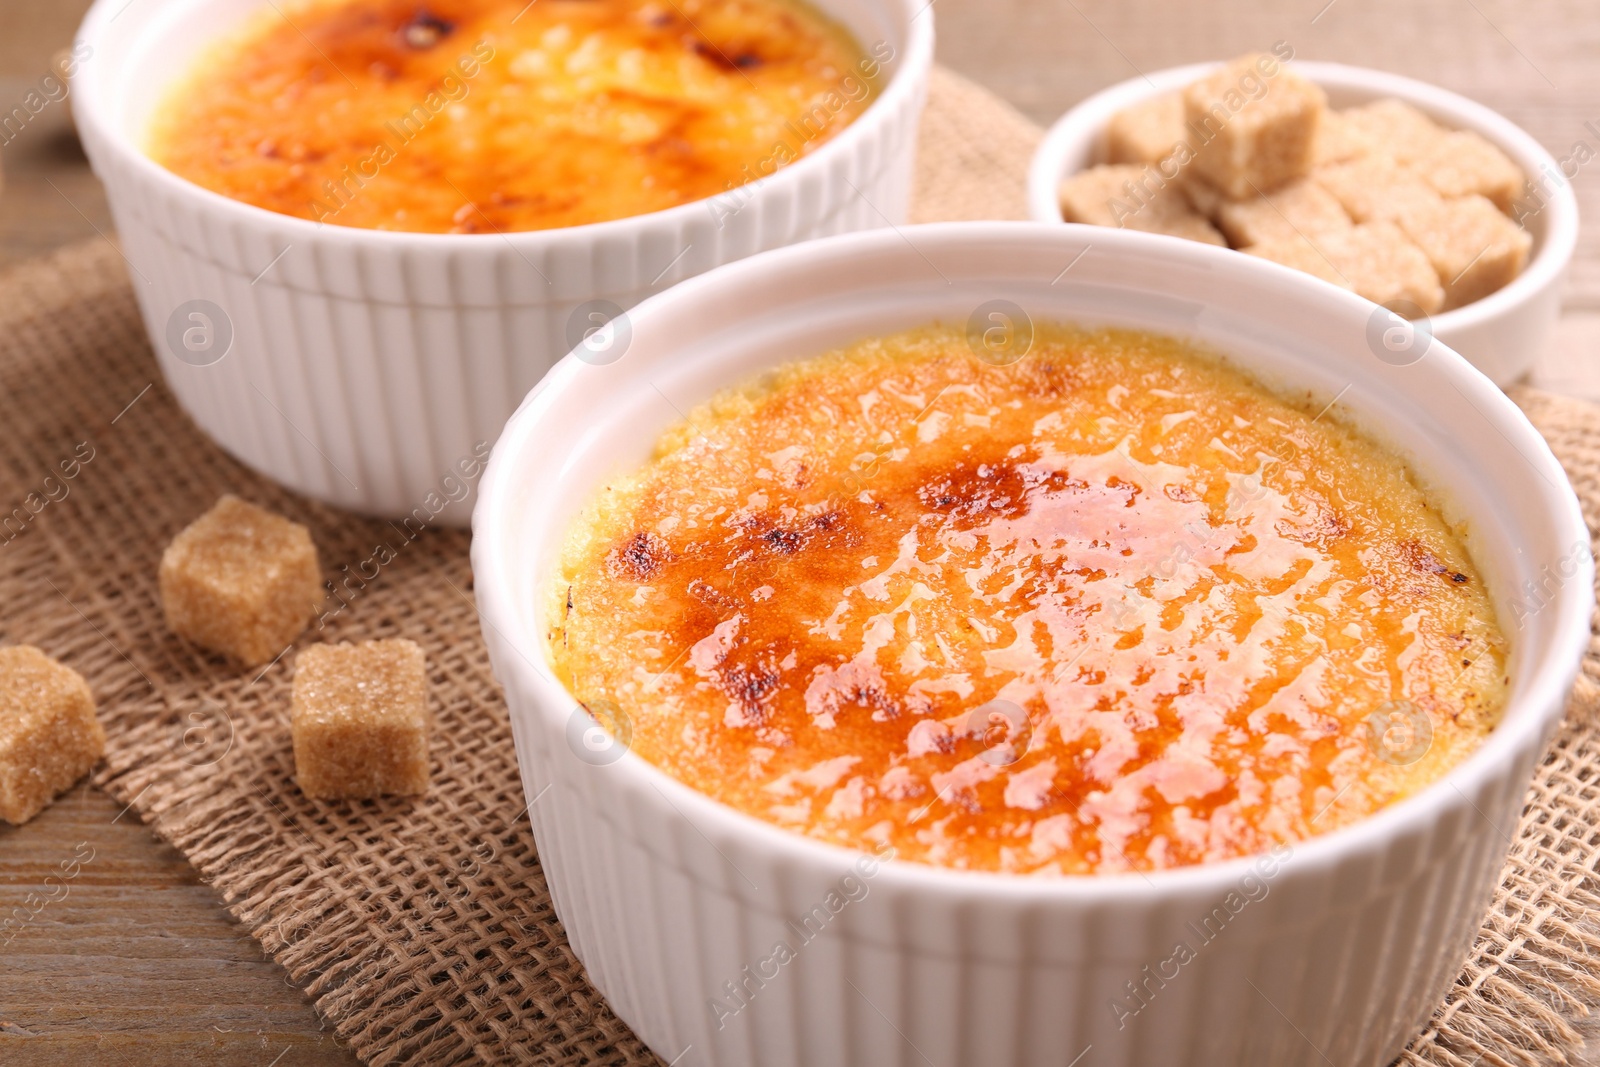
<box><xmin>147</xmin><ymin>0</ymin><xmax>875</xmax><ymax>232</ymax></box>
<box><xmin>549</xmin><ymin>326</ymin><xmax>1507</xmax><ymax>875</ymax></box>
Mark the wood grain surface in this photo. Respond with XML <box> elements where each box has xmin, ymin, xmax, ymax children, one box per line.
<box><xmin>1</xmin><ymin>785</ymin><xmax>355</xmax><ymax>1067</ymax></box>
<box><xmin>1</xmin><ymin>1</ymin><xmax>1598</xmax><ymax>1064</ymax></box>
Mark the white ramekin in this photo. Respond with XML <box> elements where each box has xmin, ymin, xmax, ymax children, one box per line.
<box><xmin>475</xmin><ymin>219</ymin><xmax>1594</xmax><ymax>1066</ymax></box>
<box><xmin>71</xmin><ymin>0</ymin><xmax>933</xmax><ymax>525</ymax></box>
<box><xmin>472</xmin><ymin>221</ymin><xmax>1593</xmax><ymax>1067</ymax></box>
<box><xmin>1026</xmin><ymin>61</ymin><xmax>1579</xmax><ymax>388</ymax></box>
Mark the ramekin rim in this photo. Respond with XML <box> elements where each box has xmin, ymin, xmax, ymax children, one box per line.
<box><xmin>471</xmin><ymin>219</ymin><xmax>1594</xmax><ymax>903</ymax></box>
<box><xmin>1023</xmin><ymin>59</ymin><xmax>1580</xmax><ymax>333</ymax></box>
<box><xmin>71</xmin><ymin>0</ymin><xmax>936</xmax><ymax>249</ymax></box>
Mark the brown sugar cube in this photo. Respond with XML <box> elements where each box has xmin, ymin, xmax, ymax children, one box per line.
<box><xmin>1133</xmin><ymin>207</ymin><xmax>1228</xmax><ymax>247</ymax></box>
<box><xmin>1214</xmin><ymin>177</ymin><xmax>1353</xmax><ymax>248</ymax></box>
<box><xmin>1330</xmin><ymin>222</ymin><xmax>1445</xmax><ymax>313</ymax></box>
<box><xmin>1107</xmin><ymin>93</ymin><xmax>1188</xmax><ymax>166</ymax></box>
<box><xmin>292</xmin><ymin>639</ymin><xmax>430</xmax><ymax>800</ymax></box>
<box><xmin>1184</xmin><ymin>54</ymin><xmax>1327</xmax><ymax>198</ymax></box>
<box><xmin>1396</xmin><ymin>195</ymin><xmax>1532</xmax><ymax>310</ymax></box>
<box><xmin>1244</xmin><ymin>233</ymin><xmax>1353</xmax><ymax>290</ymax></box>
<box><xmin>1313</xmin><ymin>155</ymin><xmax>1443</xmax><ymax>223</ymax></box>
<box><xmin>1058</xmin><ymin>165</ymin><xmax>1226</xmax><ymax>246</ymax></box>
<box><xmin>1248</xmin><ymin>222</ymin><xmax>1444</xmax><ymax>314</ymax></box>
<box><xmin>1181</xmin><ymin>175</ymin><xmax>1227</xmax><ymax>220</ymax></box>
<box><xmin>1408</xmin><ymin>130</ymin><xmax>1524</xmax><ymax>212</ymax></box>
<box><xmin>1339</xmin><ymin>99</ymin><xmax>1446</xmax><ymax>165</ymax></box>
<box><xmin>1311</xmin><ymin>110</ymin><xmax>1379</xmax><ymax>167</ymax></box>
<box><xmin>160</xmin><ymin>495</ymin><xmax>323</xmax><ymax>667</ymax></box>
<box><xmin>0</xmin><ymin>647</ymin><xmax>103</xmax><ymax>825</ymax></box>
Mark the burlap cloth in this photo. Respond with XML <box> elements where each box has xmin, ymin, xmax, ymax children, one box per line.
<box><xmin>4</xmin><ymin>66</ymin><xmax>1600</xmax><ymax>1066</ymax></box>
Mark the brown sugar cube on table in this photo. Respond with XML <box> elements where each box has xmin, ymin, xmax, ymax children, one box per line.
<box><xmin>1214</xmin><ymin>177</ymin><xmax>1352</xmax><ymax>248</ymax></box>
<box><xmin>1184</xmin><ymin>55</ymin><xmax>1327</xmax><ymax>198</ymax></box>
<box><xmin>1397</xmin><ymin>195</ymin><xmax>1532</xmax><ymax>310</ymax></box>
<box><xmin>1106</xmin><ymin>93</ymin><xmax>1188</xmax><ymax>166</ymax></box>
<box><xmin>0</xmin><ymin>646</ymin><xmax>104</xmax><ymax>825</ymax></box>
<box><xmin>1058</xmin><ymin>165</ymin><xmax>1225</xmax><ymax>246</ymax></box>
<box><xmin>160</xmin><ymin>495</ymin><xmax>323</xmax><ymax>667</ymax></box>
<box><xmin>1339</xmin><ymin>99</ymin><xmax>1447</xmax><ymax>165</ymax></box>
<box><xmin>1314</xmin><ymin>155</ymin><xmax>1443</xmax><ymax>224</ymax></box>
<box><xmin>1409</xmin><ymin>130</ymin><xmax>1524</xmax><ymax>212</ymax></box>
<box><xmin>1247</xmin><ymin>222</ymin><xmax>1444</xmax><ymax>314</ymax></box>
<box><xmin>292</xmin><ymin>639</ymin><xmax>430</xmax><ymax>800</ymax></box>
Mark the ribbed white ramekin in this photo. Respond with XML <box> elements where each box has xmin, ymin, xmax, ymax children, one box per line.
<box><xmin>473</xmin><ymin>222</ymin><xmax>1593</xmax><ymax>1067</ymax></box>
<box><xmin>72</xmin><ymin>0</ymin><xmax>932</xmax><ymax>524</ymax></box>
<box><xmin>1026</xmin><ymin>61</ymin><xmax>1579</xmax><ymax>389</ymax></box>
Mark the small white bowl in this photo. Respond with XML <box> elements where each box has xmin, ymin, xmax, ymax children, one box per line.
<box><xmin>72</xmin><ymin>0</ymin><xmax>933</xmax><ymax>524</ymax></box>
<box><xmin>1027</xmin><ymin>61</ymin><xmax>1578</xmax><ymax>388</ymax></box>
<box><xmin>473</xmin><ymin>221</ymin><xmax>1592</xmax><ymax>1067</ymax></box>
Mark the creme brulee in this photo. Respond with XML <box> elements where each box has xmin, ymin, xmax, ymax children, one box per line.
<box><xmin>547</xmin><ymin>325</ymin><xmax>1507</xmax><ymax>875</ymax></box>
<box><xmin>146</xmin><ymin>0</ymin><xmax>880</xmax><ymax>232</ymax></box>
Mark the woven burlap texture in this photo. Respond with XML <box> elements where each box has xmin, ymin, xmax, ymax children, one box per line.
<box><xmin>2</xmin><ymin>65</ymin><xmax>1598</xmax><ymax>1067</ymax></box>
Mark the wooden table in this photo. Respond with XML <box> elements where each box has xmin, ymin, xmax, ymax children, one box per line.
<box><xmin>2</xmin><ymin>1</ymin><xmax>1597</xmax><ymax>1063</ymax></box>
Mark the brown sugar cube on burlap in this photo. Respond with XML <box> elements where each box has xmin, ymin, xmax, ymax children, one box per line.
<box><xmin>1214</xmin><ymin>177</ymin><xmax>1352</xmax><ymax>248</ymax></box>
<box><xmin>1058</xmin><ymin>165</ymin><xmax>1226</xmax><ymax>246</ymax></box>
<box><xmin>1311</xmin><ymin>109</ymin><xmax>1379</xmax><ymax>167</ymax></box>
<box><xmin>292</xmin><ymin>639</ymin><xmax>430</xmax><ymax>800</ymax></box>
<box><xmin>1397</xmin><ymin>194</ymin><xmax>1532</xmax><ymax>310</ymax></box>
<box><xmin>1247</xmin><ymin>222</ymin><xmax>1444</xmax><ymax>314</ymax></box>
<box><xmin>1339</xmin><ymin>99</ymin><xmax>1447</xmax><ymax>165</ymax></box>
<box><xmin>1408</xmin><ymin>130</ymin><xmax>1525</xmax><ymax>212</ymax></box>
<box><xmin>1106</xmin><ymin>93</ymin><xmax>1188</xmax><ymax>166</ymax></box>
<box><xmin>1183</xmin><ymin>55</ymin><xmax>1326</xmax><ymax>198</ymax></box>
<box><xmin>1314</xmin><ymin>155</ymin><xmax>1443</xmax><ymax>224</ymax></box>
<box><xmin>0</xmin><ymin>646</ymin><xmax>104</xmax><ymax>825</ymax></box>
<box><xmin>160</xmin><ymin>495</ymin><xmax>323</xmax><ymax>667</ymax></box>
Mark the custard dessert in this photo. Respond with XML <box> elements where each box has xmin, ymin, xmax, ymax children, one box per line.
<box><xmin>548</xmin><ymin>325</ymin><xmax>1506</xmax><ymax>874</ymax></box>
<box><xmin>147</xmin><ymin>0</ymin><xmax>880</xmax><ymax>232</ymax></box>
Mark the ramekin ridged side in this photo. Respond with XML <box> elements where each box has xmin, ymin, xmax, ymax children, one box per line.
<box><xmin>72</xmin><ymin>0</ymin><xmax>932</xmax><ymax>524</ymax></box>
<box><xmin>496</xmin><ymin>671</ymin><xmax>1533</xmax><ymax>1067</ymax></box>
<box><xmin>473</xmin><ymin>222</ymin><xmax>1593</xmax><ymax>1067</ymax></box>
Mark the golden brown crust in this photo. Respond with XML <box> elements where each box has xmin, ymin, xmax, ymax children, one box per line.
<box><xmin>549</xmin><ymin>325</ymin><xmax>1506</xmax><ymax>875</ymax></box>
<box><xmin>147</xmin><ymin>0</ymin><xmax>876</xmax><ymax>233</ymax></box>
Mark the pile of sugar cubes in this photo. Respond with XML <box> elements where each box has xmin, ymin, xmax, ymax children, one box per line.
<box><xmin>0</xmin><ymin>494</ymin><xmax>432</xmax><ymax>825</ymax></box>
<box><xmin>1058</xmin><ymin>53</ymin><xmax>1532</xmax><ymax>314</ymax></box>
